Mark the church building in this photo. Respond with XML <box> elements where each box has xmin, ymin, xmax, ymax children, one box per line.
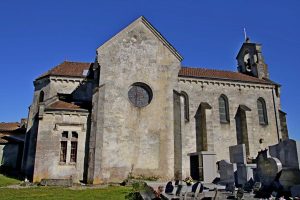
<box><xmin>21</xmin><ymin>16</ymin><xmax>288</xmax><ymax>184</ymax></box>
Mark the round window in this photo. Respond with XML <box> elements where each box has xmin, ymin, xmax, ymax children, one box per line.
<box><xmin>128</xmin><ymin>83</ymin><xmax>153</xmax><ymax>107</ymax></box>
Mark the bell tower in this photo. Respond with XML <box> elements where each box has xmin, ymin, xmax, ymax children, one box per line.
<box><xmin>236</xmin><ymin>38</ymin><xmax>269</xmax><ymax>79</ymax></box>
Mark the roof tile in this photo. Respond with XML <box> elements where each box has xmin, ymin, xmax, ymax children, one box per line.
<box><xmin>0</xmin><ymin>122</ymin><xmax>21</xmax><ymax>131</ymax></box>
<box><xmin>47</xmin><ymin>100</ymin><xmax>86</xmax><ymax>111</ymax></box>
<box><xmin>179</xmin><ymin>67</ymin><xmax>273</xmax><ymax>85</ymax></box>
<box><xmin>37</xmin><ymin>61</ymin><xmax>91</xmax><ymax>80</ymax></box>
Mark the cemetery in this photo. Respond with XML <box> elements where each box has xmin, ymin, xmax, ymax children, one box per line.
<box><xmin>122</xmin><ymin>139</ymin><xmax>300</xmax><ymax>199</ymax></box>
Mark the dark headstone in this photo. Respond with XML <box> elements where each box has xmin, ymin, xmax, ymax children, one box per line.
<box><xmin>229</xmin><ymin>144</ymin><xmax>246</xmax><ymax>164</ymax></box>
<box><xmin>219</xmin><ymin>160</ymin><xmax>236</xmax><ymax>185</ymax></box>
<box><xmin>256</xmin><ymin>150</ymin><xmax>282</xmax><ymax>187</ymax></box>
<box><xmin>291</xmin><ymin>185</ymin><xmax>300</xmax><ymax>198</ymax></box>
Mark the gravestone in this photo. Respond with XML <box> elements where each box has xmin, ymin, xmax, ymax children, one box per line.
<box><xmin>269</xmin><ymin>139</ymin><xmax>300</xmax><ymax>170</ymax></box>
<box><xmin>291</xmin><ymin>185</ymin><xmax>300</xmax><ymax>198</ymax></box>
<box><xmin>256</xmin><ymin>150</ymin><xmax>282</xmax><ymax>187</ymax></box>
<box><xmin>236</xmin><ymin>163</ymin><xmax>256</xmax><ymax>186</ymax></box>
<box><xmin>188</xmin><ymin>151</ymin><xmax>217</xmax><ymax>183</ymax></box>
<box><xmin>268</xmin><ymin>139</ymin><xmax>300</xmax><ymax>190</ymax></box>
<box><xmin>218</xmin><ymin>160</ymin><xmax>236</xmax><ymax>185</ymax></box>
<box><xmin>228</xmin><ymin>144</ymin><xmax>256</xmax><ymax>186</ymax></box>
<box><xmin>279</xmin><ymin>168</ymin><xmax>300</xmax><ymax>190</ymax></box>
<box><xmin>229</xmin><ymin>144</ymin><xmax>246</xmax><ymax>164</ymax></box>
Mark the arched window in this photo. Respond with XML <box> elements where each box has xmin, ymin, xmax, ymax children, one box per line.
<box><xmin>219</xmin><ymin>94</ymin><xmax>230</xmax><ymax>123</ymax></box>
<box><xmin>181</xmin><ymin>91</ymin><xmax>189</xmax><ymax>122</ymax></box>
<box><xmin>257</xmin><ymin>98</ymin><xmax>268</xmax><ymax>125</ymax></box>
<box><xmin>70</xmin><ymin>132</ymin><xmax>78</xmax><ymax>163</ymax></box>
<box><xmin>39</xmin><ymin>91</ymin><xmax>44</xmax><ymax>103</ymax></box>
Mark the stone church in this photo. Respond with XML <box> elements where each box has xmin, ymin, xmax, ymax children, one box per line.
<box><xmin>21</xmin><ymin>16</ymin><xmax>288</xmax><ymax>184</ymax></box>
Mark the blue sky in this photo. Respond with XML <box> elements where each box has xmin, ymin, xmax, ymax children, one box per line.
<box><xmin>0</xmin><ymin>0</ymin><xmax>299</xmax><ymax>139</ymax></box>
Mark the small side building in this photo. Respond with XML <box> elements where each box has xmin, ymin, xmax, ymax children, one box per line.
<box><xmin>0</xmin><ymin>120</ymin><xmax>26</xmax><ymax>170</ymax></box>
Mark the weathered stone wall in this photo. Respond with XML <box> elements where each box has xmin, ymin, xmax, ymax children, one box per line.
<box><xmin>0</xmin><ymin>145</ymin><xmax>3</xmax><ymax>164</ymax></box>
<box><xmin>90</xmin><ymin>19</ymin><xmax>181</xmax><ymax>183</ymax></box>
<box><xmin>32</xmin><ymin>111</ymin><xmax>88</xmax><ymax>183</ymax></box>
<box><xmin>178</xmin><ymin>78</ymin><xmax>281</xmax><ymax>177</ymax></box>
<box><xmin>23</xmin><ymin>76</ymin><xmax>88</xmax><ymax>179</ymax></box>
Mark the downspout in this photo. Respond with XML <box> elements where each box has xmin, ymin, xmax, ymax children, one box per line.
<box><xmin>271</xmin><ymin>87</ymin><xmax>280</xmax><ymax>142</ymax></box>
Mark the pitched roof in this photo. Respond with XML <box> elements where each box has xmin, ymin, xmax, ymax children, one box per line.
<box><xmin>0</xmin><ymin>122</ymin><xmax>21</xmax><ymax>132</ymax></box>
<box><xmin>37</xmin><ymin>61</ymin><xmax>92</xmax><ymax>80</ymax></box>
<box><xmin>0</xmin><ymin>122</ymin><xmax>26</xmax><ymax>144</ymax></box>
<box><xmin>0</xmin><ymin>133</ymin><xmax>25</xmax><ymax>144</ymax></box>
<box><xmin>47</xmin><ymin>100</ymin><xmax>88</xmax><ymax>111</ymax></box>
<box><xmin>0</xmin><ymin>136</ymin><xmax>8</xmax><ymax>144</ymax></box>
<box><xmin>179</xmin><ymin>67</ymin><xmax>274</xmax><ymax>85</ymax></box>
<box><xmin>36</xmin><ymin>61</ymin><xmax>274</xmax><ymax>85</ymax></box>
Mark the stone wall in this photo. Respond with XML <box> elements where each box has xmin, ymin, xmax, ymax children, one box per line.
<box><xmin>89</xmin><ymin>18</ymin><xmax>181</xmax><ymax>183</ymax></box>
<box><xmin>22</xmin><ymin>76</ymin><xmax>88</xmax><ymax>178</ymax></box>
<box><xmin>178</xmin><ymin>78</ymin><xmax>281</xmax><ymax>177</ymax></box>
<box><xmin>32</xmin><ymin>111</ymin><xmax>89</xmax><ymax>183</ymax></box>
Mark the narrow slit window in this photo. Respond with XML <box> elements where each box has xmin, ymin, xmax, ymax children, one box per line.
<box><xmin>72</xmin><ymin>131</ymin><xmax>78</xmax><ymax>139</ymax></box>
<box><xmin>181</xmin><ymin>91</ymin><xmax>189</xmax><ymax>122</ymax></box>
<box><xmin>70</xmin><ymin>142</ymin><xmax>77</xmax><ymax>163</ymax></box>
<box><xmin>62</xmin><ymin>131</ymin><xmax>68</xmax><ymax>138</ymax></box>
<box><xmin>60</xmin><ymin>141</ymin><xmax>67</xmax><ymax>163</ymax></box>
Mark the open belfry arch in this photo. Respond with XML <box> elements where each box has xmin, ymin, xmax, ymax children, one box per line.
<box><xmin>21</xmin><ymin>16</ymin><xmax>287</xmax><ymax>184</ymax></box>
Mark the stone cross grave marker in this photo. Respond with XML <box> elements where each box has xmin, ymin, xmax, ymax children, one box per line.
<box><xmin>229</xmin><ymin>144</ymin><xmax>246</xmax><ymax>164</ymax></box>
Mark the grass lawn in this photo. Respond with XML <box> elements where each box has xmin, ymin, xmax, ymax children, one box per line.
<box><xmin>0</xmin><ymin>186</ymin><xmax>131</xmax><ymax>200</ymax></box>
<box><xmin>0</xmin><ymin>174</ymin><xmax>131</xmax><ymax>199</ymax></box>
<box><xmin>0</xmin><ymin>174</ymin><xmax>21</xmax><ymax>187</ymax></box>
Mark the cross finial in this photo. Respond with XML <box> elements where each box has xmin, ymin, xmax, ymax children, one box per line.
<box><xmin>243</xmin><ymin>28</ymin><xmax>247</xmax><ymax>41</ymax></box>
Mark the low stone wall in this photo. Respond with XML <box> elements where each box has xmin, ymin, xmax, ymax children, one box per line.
<box><xmin>40</xmin><ymin>178</ymin><xmax>73</xmax><ymax>187</ymax></box>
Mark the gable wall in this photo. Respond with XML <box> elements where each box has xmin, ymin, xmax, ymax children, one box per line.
<box><xmin>91</xmin><ymin>21</ymin><xmax>181</xmax><ymax>182</ymax></box>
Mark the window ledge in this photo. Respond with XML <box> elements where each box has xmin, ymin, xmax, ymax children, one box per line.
<box><xmin>58</xmin><ymin>162</ymin><xmax>77</xmax><ymax>166</ymax></box>
<box><xmin>220</xmin><ymin>120</ymin><xmax>230</xmax><ymax>124</ymax></box>
<box><xmin>259</xmin><ymin>123</ymin><xmax>268</xmax><ymax>126</ymax></box>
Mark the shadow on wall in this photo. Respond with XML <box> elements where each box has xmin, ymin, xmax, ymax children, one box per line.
<box><xmin>0</xmin><ymin>142</ymin><xmax>24</xmax><ymax>180</ymax></box>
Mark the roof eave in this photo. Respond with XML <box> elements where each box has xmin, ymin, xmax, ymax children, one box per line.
<box><xmin>45</xmin><ymin>108</ymin><xmax>89</xmax><ymax>113</ymax></box>
<box><xmin>178</xmin><ymin>75</ymin><xmax>275</xmax><ymax>86</ymax></box>
<box><xmin>140</xmin><ymin>16</ymin><xmax>183</xmax><ymax>61</ymax></box>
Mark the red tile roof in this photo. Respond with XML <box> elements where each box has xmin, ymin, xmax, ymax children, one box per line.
<box><xmin>0</xmin><ymin>122</ymin><xmax>26</xmax><ymax>144</ymax></box>
<box><xmin>0</xmin><ymin>122</ymin><xmax>21</xmax><ymax>132</ymax></box>
<box><xmin>37</xmin><ymin>61</ymin><xmax>91</xmax><ymax>80</ymax></box>
<box><xmin>0</xmin><ymin>136</ymin><xmax>8</xmax><ymax>144</ymax></box>
<box><xmin>179</xmin><ymin>67</ymin><xmax>274</xmax><ymax>85</ymax></box>
<box><xmin>0</xmin><ymin>133</ymin><xmax>25</xmax><ymax>144</ymax></box>
<box><xmin>36</xmin><ymin>61</ymin><xmax>274</xmax><ymax>85</ymax></box>
<box><xmin>47</xmin><ymin>100</ymin><xmax>87</xmax><ymax>111</ymax></box>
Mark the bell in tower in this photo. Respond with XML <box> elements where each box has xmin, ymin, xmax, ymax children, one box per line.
<box><xmin>236</xmin><ymin>37</ymin><xmax>269</xmax><ymax>79</ymax></box>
